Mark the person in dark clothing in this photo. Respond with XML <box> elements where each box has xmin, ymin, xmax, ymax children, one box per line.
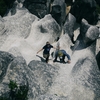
<box><xmin>53</xmin><ymin>49</ymin><xmax>71</xmax><ymax>63</ymax></box>
<box><xmin>37</xmin><ymin>41</ymin><xmax>55</xmax><ymax>63</ymax></box>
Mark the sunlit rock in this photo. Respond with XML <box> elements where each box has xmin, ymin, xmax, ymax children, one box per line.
<box><xmin>3</xmin><ymin>9</ymin><xmax>39</xmax><ymax>38</ymax></box>
<box><xmin>0</xmin><ymin>2</ymin><xmax>100</xmax><ymax>100</ymax></box>
<box><xmin>71</xmin><ymin>43</ymin><xmax>100</xmax><ymax>100</ymax></box>
<box><xmin>0</xmin><ymin>16</ymin><xmax>5</xmax><ymax>35</ymax></box>
<box><xmin>36</xmin><ymin>94</ymin><xmax>67</xmax><ymax>100</ymax></box>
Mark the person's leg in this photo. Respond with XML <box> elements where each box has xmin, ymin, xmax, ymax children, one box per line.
<box><xmin>61</xmin><ymin>50</ymin><xmax>71</xmax><ymax>63</ymax></box>
<box><xmin>65</xmin><ymin>53</ymin><xmax>71</xmax><ymax>63</ymax></box>
<box><xmin>53</xmin><ymin>55</ymin><xmax>58</xmax><ymax>62</ymax></box>
<box><xmin>66</xmin><ymin>53</ymin><xmax>71</xmax><ymax>60</ymax></box>
<box><xmin>62</xmin><ymin>55</ymin><xmax>65</xmax><ymax>63</ymax></box>
<box><xmin>53</xmin><ymin>51</ymin><xmax>58</xmax><ymax>62</ymax></box>
<box><xmin>46</xmin><ymin>57</ymin><xmax>49</xmax><ymax>63</ymax></box>
<box><xmin>46</xmin><ymin>54</ymin><xmax>49</xmax><ymax>63</ymax></box>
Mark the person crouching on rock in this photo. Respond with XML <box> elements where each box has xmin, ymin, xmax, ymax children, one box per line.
<box><xmin>37</xmin><ymin>41</ymin><xmax>55</xmax><ymax>63</ymax></box>
<box><xmin>53</xmin><ymin>49</ymin><xmax>71</xmax><ymax>64</ymax></box>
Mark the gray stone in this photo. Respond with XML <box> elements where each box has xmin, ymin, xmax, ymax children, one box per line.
<box><xmin>35</xmin><ymin>14</ymin><xmax>61</xmax><ymax>41</ymax></box>
<box><xmin>80</xmin><ymin>19</ymin><xmax>99</xmax><ymax>45</ymax></box>
<box><xmin>51</xmin><ymin>0</ymin><xmax>66</xmax><ymax>26</ymax></box>
<box><xmin>70</xmin><ymin>0</ymin><xmax>98</xmax><ymax>24</ymax></box>
<box><xmin>28</xmin><ymin>60</ymin><xmax>59</xmax><ymax>99</ymax></box>
<box><xmin>4</xmin><ymin>9</ymin><xmax>38</xmax><ymax>38</ymax></box>
<box><xmin>0</xmin><ymin>17</ymin><xmax>6</xmax><ymax>35</ymax></box>
<box><xmin>71</xmin><ymin>43</ymin><xmax>100</xmax><ymax>99</ymax></box>
<box><xmin>23</xmin><ymin>0</ymin><xmax>51</xmax><ymax>18</ymax></box>
<box><xmin>64</xmin><ymin>13</ymin><xmax>76</xmax><ymax>43</ymax></box>
<box><xmin>0</xmin><ymin>58</ymin><xmax>59</xmax><ymax>99</ymax></box>
<box><xmin>0</xmin><ymin>51</ymin><xmax>14</xmax><ymax>82</ymax></box>
<box><xmin>36</xmin><ymin>94</ymin><xmax>68</xmax><ymax>100</ymax></box>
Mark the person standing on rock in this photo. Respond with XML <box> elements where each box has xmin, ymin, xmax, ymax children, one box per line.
<box><xmin>37</xmin><ymin>41</ymin><xmax>55</xmax><ymax>63</ymax></box>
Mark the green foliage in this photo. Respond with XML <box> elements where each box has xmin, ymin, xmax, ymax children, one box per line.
<box><xmin>8</xmin><ymin>80</ymin><xmax>18</xmax><ymax>90</ymax></box>
<box><xmin>0</xmin><ymin>97</ymin><xmax>8</xmax><ymax>100</ymax></box>
<box><xmin>15</xmin><ymin>85</ymin><xmax>29</xmax><ymax>100</ymax></box>
<box><xmin>9</xmin><ymin>80</ymin><xmax>29</xmax><ymax>100</ymax></box>
<box><xmin>0</xmin><ymin>80</ymin><xmax>29</xmax><ymax>100</ymax></box>
<box><xmin>0</xmin><ymin>0</ymin><xmax>15</xmax><ymax>16</ymax></box>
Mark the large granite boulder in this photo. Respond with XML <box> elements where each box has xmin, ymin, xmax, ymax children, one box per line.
<box><xmin>0</xmin><ymin>51</ymin><xmax>14</xmax><ymax>82</ymax></box>
<box><xmin>70</xmin><ymin>0</ymin><xmax>98</xmax><ymax>25</ymax></box>
<box><xmin>37</xmin><ymin>14</ymin><xmax>61</xmax><ymax>35</ymax></box>
<box><xmin>28</xmin><ymin>60</ymin><xmax>59</xmax><ymax>99</ymax></box>
<box><xmin>51</xmin><ymin>5</ymin><xmax>61</xmax><ymax>25</ymax></box>
<box><xmin>73</xmin><ymin>19</ymin><xmax>99</xmax><ymax>51</ymax></box>
<box><xmin>3</xmin><ymin>9</ymin><xmax>38</xmax><ymax>38</ymax></box>
<box><xmin>0</xmin><ymin>56</ymin><xmax>29</xmax><ymax>97</ymax></box>
<box><xmin>0</xmin><ymin>57</ymin><xmax>59</xmax><ymax>100</ymax></box>
<box><xmin>27</xmin><ymin>14</ymin><xmax>61</xmax><ymax>44</ymax></box>
<box><xmin>23</xmin><ymin>0</ymin><xmax>51</xmax><ymax>18</ymax></box>
<box><xmin>51</xmin><ymin>0</ymin><xmax>66</xmax><ymax>26</ymax></box>
<box><xmin>71</xmin><ymin>43</ymin><xmax>100</xmax><ymax>100</ymax></box>
<box><xmin>80</xmin><ymin>19</ymin><xmax>99</xmax><ymax>45</ymax></box>
<box><xmin>64</xmin><ymin>13</ymin><xmax>76</xmax><ymax>43</ymax></box>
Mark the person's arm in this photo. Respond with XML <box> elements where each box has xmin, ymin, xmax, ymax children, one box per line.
<box><xmin>50</xmin><ymin>45</ymin><xmax>56</xmax><ymax>49</ymax></box>
<box><xmin>56</xmin><ymin>42</ymin><xmax>60</xmax><ymax>49</ymax></box>
<box><xmin>37</xmin><ymin>48</ymin><xmax>43</xmax><ymax>54</ymax></box>
<box><xmin>63</xmin><ymin>51</ymin><xmax>71</xmax><ymax>60</ymax></box>
<box><xmin>53</xmin><ymin>46</ymin><xmax>57</xmax><ymax>49</ymax></box>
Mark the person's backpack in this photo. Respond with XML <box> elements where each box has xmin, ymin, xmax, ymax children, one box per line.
<box><xmin>58</xmin><ymin>50</ymin><xmax>63</xmax><ymax>57</ymax></box>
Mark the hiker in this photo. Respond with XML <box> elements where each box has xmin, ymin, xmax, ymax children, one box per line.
<box><xmin>52</xmin><ymin>37</ymin><xmax>60</xmax><ymax>58</ymax></box>
<box><xmin>53</xmin><ymin>37</ymin><xmax>71</xmax><ymax>63</ymax></box>
<box><xmin>37</xmin><ymin>41</ymin><xmax>55</xmax><ymax>63</ymax></box>
<box><xmin>53</xmin><ymin>49</ymin><xmax>71</xmax><ymax>63</ymax></box>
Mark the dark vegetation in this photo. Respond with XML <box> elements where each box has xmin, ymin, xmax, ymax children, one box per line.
<box><xmin>97</xmin><ymin>4</ymin><xmax>100</xmax><ymax>14</ymax></box>
<box><xmin>0</xmin><ymin>0</ymin><xmax>100</xmax><ymax>17</ymax></box>
<box><xmin>0</xmin><ymin>80</ymin><xmax>29</xmax><ymax>100</ymax></box>
<box><xmin>0</xmin><ymin>0</ymin><xmax>15</xmax><ymax>17</ymax></box>
<box><xmin>0</xmin><ymin>0</ymin><xmax>7</xmax><ymax>17</ymax></box>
